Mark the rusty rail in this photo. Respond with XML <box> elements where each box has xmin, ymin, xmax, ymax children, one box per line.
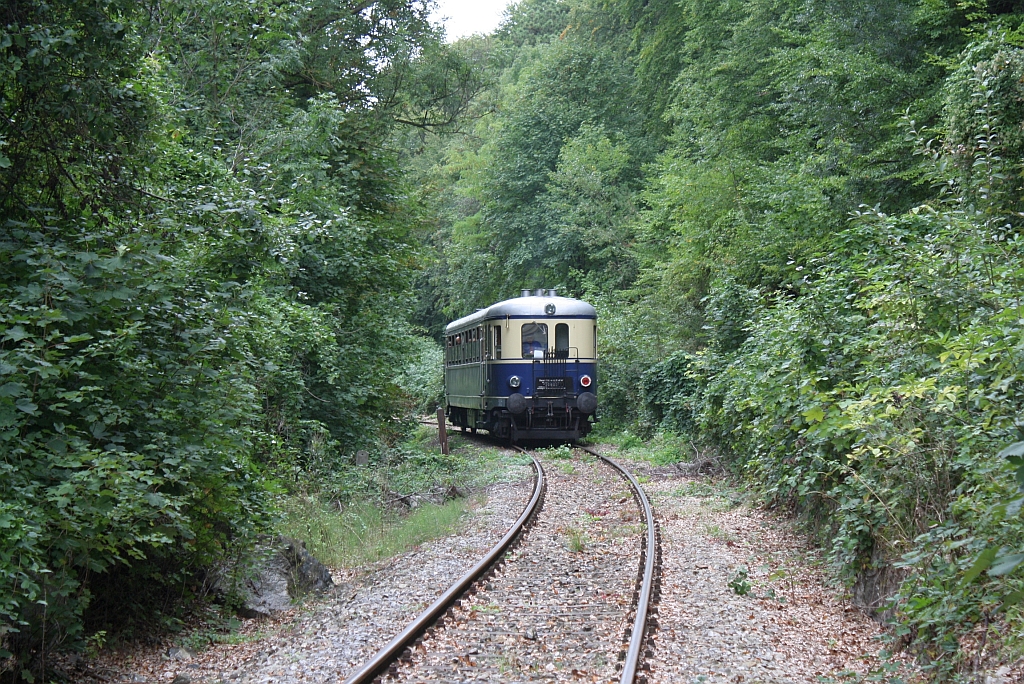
<box><xmin>342</xmin><ymin>452</ymin><xmax>545</xmax><ymax>684</ymax></box>
<box><xmin>343</xmin><ymin>444</ymin><xmax>657</xmax><ymax>684</ymax></box>
<box><xmin>581</xmin><ymin>447</ymin><xmax>659</xmax><ymax>683</ymax></box>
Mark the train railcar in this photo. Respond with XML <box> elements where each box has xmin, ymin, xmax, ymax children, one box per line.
<box><xmin>444</xmin><ymin>289</ymin><xmax>597</xmax><ymax>442</ymax></box>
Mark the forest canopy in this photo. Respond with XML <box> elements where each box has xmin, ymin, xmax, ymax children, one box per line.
<box><xmin>0</xmin><ymin>0</ymin><xmax>473</xmax><ymax>676</ymax></box>
<box><xmin>3</xmin><ymin>0</ymin><xmax>1024</xmax><ymax>679</ymax></box>
<box><xmin>406</xmin><ymin>0</ymin><xmax>1024</xmax><ymax>675</ymax></box>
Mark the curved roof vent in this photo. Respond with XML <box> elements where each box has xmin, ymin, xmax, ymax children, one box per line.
<box><xmin>534</xmin><ymin>288</ymin><xmax>546</xmax><ymax>296</ymax></box>
<box><xmin>521</xmin><ymin>289</ymin><xmax>531</xmax><ymax>298</ymax></box>
<box><xmin>547</xmin><ymin>289</ymin><xmax>557</xmax><ymax>297</ymax></box>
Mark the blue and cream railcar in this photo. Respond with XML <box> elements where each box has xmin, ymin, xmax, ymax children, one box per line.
<box><xmin>444</xmin><ymin>289</ymin><xmax>597</xmax><ymax>442</ymax></box>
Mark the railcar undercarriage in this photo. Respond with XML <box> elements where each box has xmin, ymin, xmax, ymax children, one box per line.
<box><xmin>448</xmin><ymin>402</ymin><xmax>594</xmax><ymax>443</ymax></box>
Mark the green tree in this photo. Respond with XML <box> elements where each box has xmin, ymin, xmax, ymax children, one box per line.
<box><xmin>1</xmin><ymin>0</ymin><xmax>479</xmax><ymax>678</ymax></box>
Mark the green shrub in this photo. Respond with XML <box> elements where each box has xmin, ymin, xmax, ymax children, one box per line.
<box><xmin>637</xmin><ymin>35</ymin><xmax>1024</xmax><ymax>669</ymax></box>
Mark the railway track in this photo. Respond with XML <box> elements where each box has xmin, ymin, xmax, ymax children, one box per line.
<box><xmin>343</xmin><ymin>445</ymin><xmax>660</xmax><ymax>683</ymax></box>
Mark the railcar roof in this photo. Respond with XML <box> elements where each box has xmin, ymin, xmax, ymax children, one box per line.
<box><xmin>445</xmin><ymin>295</ymin><xmax>596</xmax><ymax>333</ymax></box>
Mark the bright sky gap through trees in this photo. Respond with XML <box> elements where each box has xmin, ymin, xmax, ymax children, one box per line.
<box><xmin>431</xmin><ymin>0</ymin><xmax>512</xmax><ymax>40</ymax></box>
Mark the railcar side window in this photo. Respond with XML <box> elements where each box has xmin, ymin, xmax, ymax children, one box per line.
<box><xmin>493</xmin><ymin>325</ymin><xmax>501</xmax><ymax>360</ymax></box>
<box><xmin>521</xmin><ymin>322</ymin><xmax>548</xmax><ymax>358</ymax></box>
<box><xmin>555</xmin><ymin>323</ymin><xmax>569</xmax><ymax>357</ymax></box>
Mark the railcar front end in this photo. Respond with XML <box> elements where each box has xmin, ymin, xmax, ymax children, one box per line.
<box><xmin>443</xmin><ymin>289</ymin><xmax>597</xmax><ymax>443</ymax></box>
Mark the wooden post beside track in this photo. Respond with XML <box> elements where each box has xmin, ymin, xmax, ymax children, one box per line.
<box><xmin>437</xmin><ymin>408</ymin><xmax>450</xmax><ymax>455</ymax></box>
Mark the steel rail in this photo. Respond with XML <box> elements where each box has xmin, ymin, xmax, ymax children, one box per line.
<box><xmin>341</xmin><ymin>452</ymin><xmax>545</xmax><ymax>684</ymax></box>
<box><xmin>582</xmin><ymin>447</ymin><xmax>658</xmax><ymax>684</ymax></box>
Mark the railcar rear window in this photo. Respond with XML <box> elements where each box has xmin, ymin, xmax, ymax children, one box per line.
<box><xmin>522</xmin><ymin>322</ymin><xmax>547</xmax><ymax>358</ymax></box>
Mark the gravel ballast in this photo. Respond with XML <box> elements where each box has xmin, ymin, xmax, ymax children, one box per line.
<box><xmin>391</xmin><ymin>452</ymin><xmax>642</xmax><ymax>683</ymax></box>
<box><xmin>86</xmin><ymin>447</ymin><xmax>935</xmax><ymax>683</ymax></box>
<box><xmin>89</xmin><ymin>471</ymin><xmax>533</xmax><ymax>684</ymax></box>
<box><xmin>639</xmin><ymin>472</ymin><xmax>911</xmax><ymax>683</ymax></box>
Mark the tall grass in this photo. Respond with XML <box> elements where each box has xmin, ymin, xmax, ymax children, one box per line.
<box><xmin>277</xmin><ymin>495</ymin><xmax>470</xmax><ymax>567</ymax></box>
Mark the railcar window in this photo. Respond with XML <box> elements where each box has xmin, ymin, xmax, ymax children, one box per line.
<box><xmin>494</xmin><ymin>325</ymin><xmax>501</xmax><ymax>360</ymax></box>
<box><xmin>555</xmin><ymin>323</ymin><xmax>569</xmax><ymax>357</ymax></box>
<box><xmin>521</xmin><ymin>322</ymin><xmax>548</xmax><ymax>358</ymax></box>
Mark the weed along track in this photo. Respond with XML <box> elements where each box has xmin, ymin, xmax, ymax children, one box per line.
<box><xmin>343</xmin><ymin>446</ymin><xmax>660</xmax><ymax>684</ymax></box>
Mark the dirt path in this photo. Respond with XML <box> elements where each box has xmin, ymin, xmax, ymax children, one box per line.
<box><xmin>635</xmin><ymin>469</ymin><xmax>911</xmax><ymax>683</ymax></box>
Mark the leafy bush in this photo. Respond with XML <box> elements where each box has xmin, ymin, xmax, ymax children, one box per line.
<box><xmin>397</xmin><ymin>337</ymin><xmax>445</xmax><ymax>415</ymax></box>
<box><xmin>0</xmin><ymin>0</ymin><xmax>461</xmax><ymax>678</ymax></box>
<box><xmin>665</xmin><ymin>37</ymin><xmax>1024</xmax><ymax>667</ymax></box>
<box><xmin>0</xmin><ymin>191</ymin><xmax>273</xmax><ymax>676</ymax></box>
<box><xmin>640</xmin><ymin>351</ymin><xmax>699</xmax><ymax>433</ymax></box>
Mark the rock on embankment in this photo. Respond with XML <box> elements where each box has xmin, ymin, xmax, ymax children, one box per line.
<box><xmin>218</xmin><ymin>536</ymin><xmax>335</xmax><ymax>618</ymax></box>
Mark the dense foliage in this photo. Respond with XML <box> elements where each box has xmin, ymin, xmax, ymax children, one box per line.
<box><xmin>406</xmin><ymin>0</ymin><xmax>1024</xmax><ymax>675</ymax></box>
<box><xmin>6</xmin><ymin>0</ymin><xmax>1024</xmax><ymax>678</ymax></box>
<box><xmin>0</xmin><ymin>0</ymin><xmax>467</xmax><ymax>679</ymax></box>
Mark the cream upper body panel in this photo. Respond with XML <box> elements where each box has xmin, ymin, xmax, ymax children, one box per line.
<box><xmin>494</xmin><ymin>319</ymin><xmax>595</xmax><ymax>359</ymax></box>
<box><xmin>444</xmin><ymin>294</ymin><xmax>597</xmax><ymax>364</ymax></box>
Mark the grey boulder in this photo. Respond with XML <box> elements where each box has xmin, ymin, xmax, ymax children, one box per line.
<box><xmin>219</xmin><ymin>536</ymin><xmax>334</xmax><ymax>618</ymax></box>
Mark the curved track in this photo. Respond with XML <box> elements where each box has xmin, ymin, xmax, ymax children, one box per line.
<box><xmin>581</xmin><ymin>447</ymin><xmax>661</xmax><ymax>683</ymax></box>
<box><xmin>342</xmin><ymin>445</ymin><xmax>659</xmax><ymax>683</ymax></box>
<box><xmin>342</xmin><ymin>453</ymin><xmax>545</xmax><ymax>684</ymax></box>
